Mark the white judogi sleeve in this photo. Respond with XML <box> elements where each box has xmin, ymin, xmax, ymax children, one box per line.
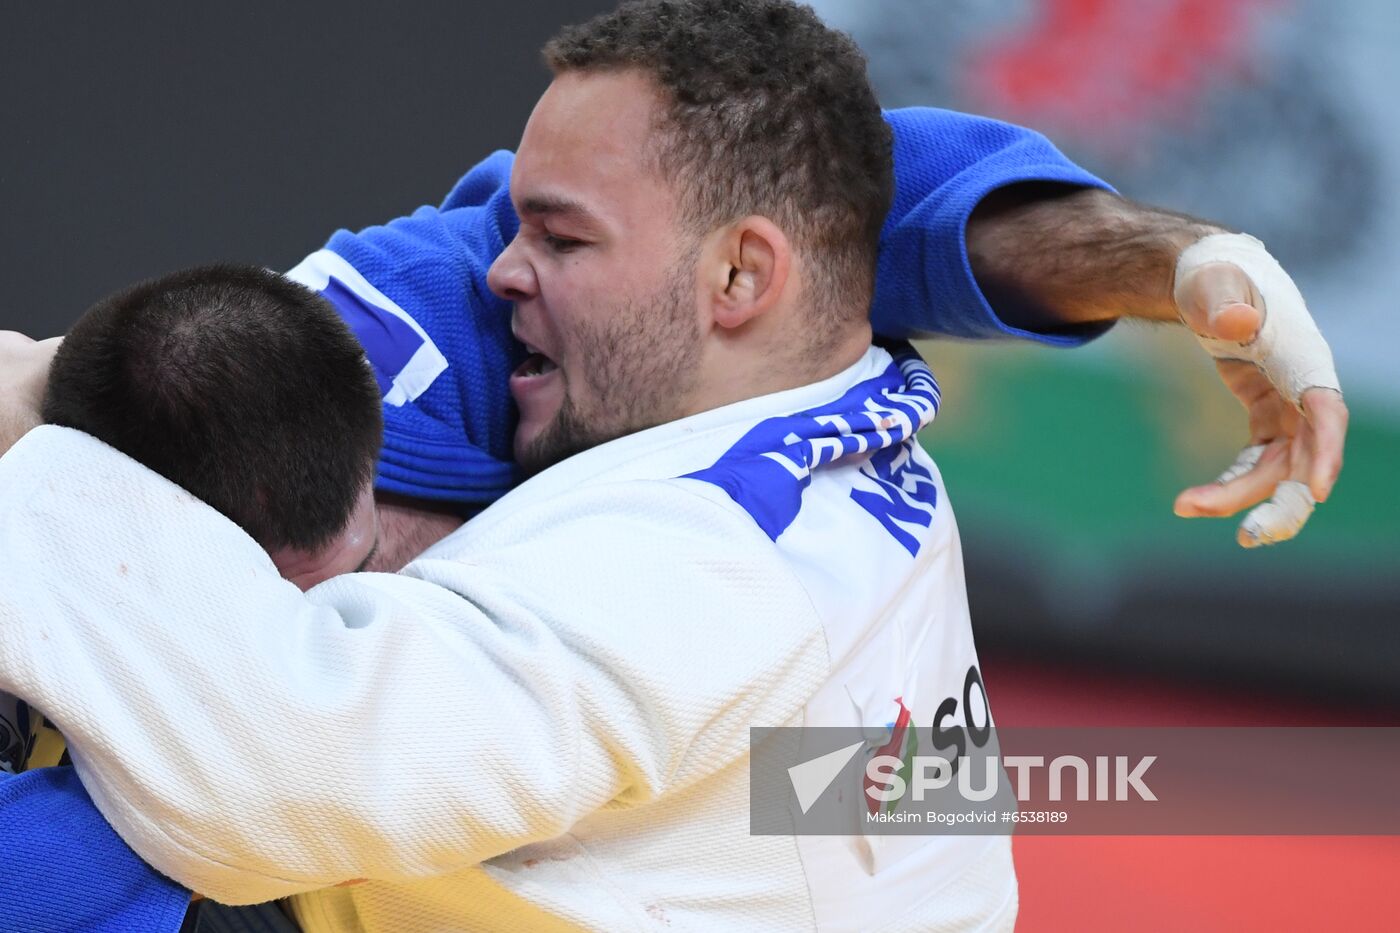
<box><xmin>0</xmin><ymin>426</ymin><xmax>828</xmax><ymax>905</ymax></box>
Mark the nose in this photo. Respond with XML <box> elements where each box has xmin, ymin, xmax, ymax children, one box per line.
<box><xmin>487</xmin><ymin>235</ymin><xmax>538</xmax><ymax>303</ymax></box>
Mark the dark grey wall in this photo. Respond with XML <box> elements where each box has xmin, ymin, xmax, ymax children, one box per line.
<box><xmin>0</xmin><ymin>1</ymin><xmax>612</xmax><ymax>336</ymax></box>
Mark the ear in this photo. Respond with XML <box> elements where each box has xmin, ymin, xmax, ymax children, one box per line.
<box><xmin>705</xmin><ymin>216</ymin><xmax>792</xmax><ymax>331</ymax></box>
<box><xmin>267</xmin><ymin>483</ymin><xmax>379</xmax><ymax>591</ymax></box>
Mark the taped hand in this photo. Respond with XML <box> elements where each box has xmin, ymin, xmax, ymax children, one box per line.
<box><xmin>1170</xmin><ymin>235</ymin><xmax>1347</xmax><ymax>547</ymax></box>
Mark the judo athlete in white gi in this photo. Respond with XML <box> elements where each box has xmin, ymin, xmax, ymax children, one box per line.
<box><xmin>0</xmin><ymin>2</ymin><xmax>1348</xmax><ymax>930</ymax></box>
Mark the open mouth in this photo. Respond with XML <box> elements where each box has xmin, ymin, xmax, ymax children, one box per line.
<box><xmin>514</xmin><ymin>351</ymin><xmax>559</xmax><ymax>379</ymax></box>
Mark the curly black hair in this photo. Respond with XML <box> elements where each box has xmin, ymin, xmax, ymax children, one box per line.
<box><xmin>545</xmin><ymin>0</ymin><xmax>893</xmax><ymax>329</ymax></box>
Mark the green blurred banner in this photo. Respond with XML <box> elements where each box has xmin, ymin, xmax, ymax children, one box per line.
<box><xmin>918</xmin><ymin>332</ymin><xmax>1400</xmax><ymax>698</ymax></box>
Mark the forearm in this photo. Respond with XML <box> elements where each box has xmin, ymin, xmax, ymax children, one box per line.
<box><xmin>0</xmin><ymin>430</ymin><xmax>525</xmax><ymax>901</ymax></box>
<box><xmin>0</xmin><ymin>405</ymin><xmax>39</xmax><ymax>457</ymax></box>
<box><xmin>0</xmin><ymin>333</ymin><xmax>59</xmax><ymax>455</ymax></box>
<box><xmin>966</xmin><ymin>184</ymin><xmax>1226</xmax><ymax>330</ymax></box>
<box><xmin>0</xmin><ymin>427</ymin><xmax>822</xmax><ymax>902</ymax></box>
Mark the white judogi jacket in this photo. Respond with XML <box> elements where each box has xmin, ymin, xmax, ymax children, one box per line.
<box><xmin>0</xmin><ymin>346</ymin><xmax>1013</xmax><ymax>932</ymax></box>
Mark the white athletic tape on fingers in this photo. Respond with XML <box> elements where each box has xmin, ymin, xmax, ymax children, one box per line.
<box><xmin>1240</xmin><ymin>479</ymin><xmax>1315</xmax><ymax>546</ymax></box>
<box><xmin>1215</xmin><ymin>444</ymin><xmax>1267</xmax><ymax>486</ymax></box>
<box><xmin>1176</xmin><ymin>233</ymin><xmax>1342</xmax><ymax>406</ymax></box>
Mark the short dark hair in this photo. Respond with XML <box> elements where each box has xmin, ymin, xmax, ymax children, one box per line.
<box><xmin>544</xmin><ymin>0</ymin><xmax>893</xmax><ymax>326</ymax></box>
<box><xmin>43</xmin><ymin>264</ymin><xmax>383</xmax><ymax>553</ymax></box>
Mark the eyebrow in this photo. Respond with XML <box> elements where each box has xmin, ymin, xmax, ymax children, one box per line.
<box><xmin>517</xmin><ymin>194</ymin><xmax>601</xmax><ymax>225</ymax></box>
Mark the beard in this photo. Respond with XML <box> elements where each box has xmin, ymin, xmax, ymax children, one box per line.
<box><xmin>517</xmin><ymin>264</ymin><xmax>702</xmax><ymax>474</ymax></box>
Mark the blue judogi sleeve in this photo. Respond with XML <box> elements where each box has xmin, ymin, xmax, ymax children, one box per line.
<box><xmin>0</xmin><ymin>768</ymin><xmax>190</xmax><ymax>933</ymax></box>
<box><xmin>288</xmin><ymin>152</ymin><xmax>522</xmax><ymax>506</ymax></box>
<box><xmin>874</xmin><ymin>107</ymin><xmax>1115</xmax><ymax>344</ymax></box>
<box><xmin>304</xmin><ymin>109</ymin><xmax>1112</xmax><ymax>505</ymax></box>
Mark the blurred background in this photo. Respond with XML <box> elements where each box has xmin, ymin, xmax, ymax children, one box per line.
<box><xmin>3</xmin><ymin>1</ymin><xmax>1397</xmax><ymax>930</ymax></box>
<box><xmin>811</xmin><ymin>2</ymin><xmax>1400</xmax><ymax>928</ymax></box>
<box><xmin>810</xmin><ymin>0</ymin><xmax>1400</xmax><ymax>708</ymax></box>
